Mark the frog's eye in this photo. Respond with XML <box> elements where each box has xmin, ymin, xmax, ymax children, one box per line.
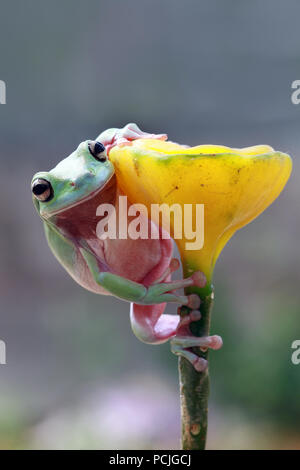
<box><xmin>31</xmin><ymin>178</ymin><xmax>53</xmax><ymax>202</ymax></box>
<box><xmin>88</xmin><ymin>141</ymin><xmax>107</xmax><ymax>162</ymax></box>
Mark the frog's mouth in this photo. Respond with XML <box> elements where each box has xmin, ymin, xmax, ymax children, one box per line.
<box><xmin>46</xmin><ymin>173</ymin><xmax>117</xmax><ymax>241</ymax></box>
<box><xmin>44</xmin><ymin>173</ymin><xmax>117</xmax><ymax>217</ymax></box>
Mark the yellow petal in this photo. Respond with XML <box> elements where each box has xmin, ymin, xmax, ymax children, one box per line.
<box><xmin>109</xmin><ymin>139</ymin><xmax>292</xmax><ymax>286</ymax></box>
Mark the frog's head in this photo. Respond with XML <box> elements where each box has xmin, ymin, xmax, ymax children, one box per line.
<box><xmin>31</xmin><ymin>140</ymin><xmax>116</xmax><ymax>220</ymax></box>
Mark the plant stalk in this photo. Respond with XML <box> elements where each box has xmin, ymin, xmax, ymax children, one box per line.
<box><xmin>178</xmin><ymin>289</ymin><xmax>214</xmax><ymax>450</ymax></box>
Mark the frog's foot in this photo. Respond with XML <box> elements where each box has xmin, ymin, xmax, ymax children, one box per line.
<box><xmin>176</xmin><ymin>309</ymin><xmax>202</xmax><ymax>334</ymax></box>
<box><xmin>131</xmin><ymin>294</ymin><xmax>206</xmax><ymax>347</ymax></box>
<box><xmin>171</xmin><ymin>334</ymin><xmax>223</xmax><ymax>372</ymax></box>
<box><xmin>106</xmin><ymin>123</ymin><xmax>168</xmax><ymax>154</ymax></box>
<box><xmin>126</xmin><ymin>264</ymin><xmax>209</xmax><ymax>347</ymax></box>
<box><xmin>142</xmin><ymin>270</ymin><xmax>207</xmax><ymax>309</ymax></box>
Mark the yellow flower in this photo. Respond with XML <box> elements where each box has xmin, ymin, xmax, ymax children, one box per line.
<box><xmin>109</xmin><ymin>139</ymin><xmax>292</xmax><ymax>294</ymax></box>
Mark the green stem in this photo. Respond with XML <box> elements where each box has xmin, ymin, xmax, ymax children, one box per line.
<box><xmin>178</xmin><ymin>288</ymin><xmax>214</xmax><ymax>450</ymax></box>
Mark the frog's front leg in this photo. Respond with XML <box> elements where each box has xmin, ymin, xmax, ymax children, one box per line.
<box><xmin>80</xmin><ymin>247</ymin><xmax>203</xmax><ymax>307</ymax></box>
<box><xmin>97</xmin><ymin>123</ymin><xmax>167</xmax><ymax>155</ymax></box>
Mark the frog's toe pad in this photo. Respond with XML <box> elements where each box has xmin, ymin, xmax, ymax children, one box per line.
<box><xmin>193</xmin><ymin>357</ymin><xmax>208</xmax><ymax>372</ymax></box>
<box><xmin>170</xmin><ymin>333</ymin><xmax>223</xmax><ymax>372</ymax></box>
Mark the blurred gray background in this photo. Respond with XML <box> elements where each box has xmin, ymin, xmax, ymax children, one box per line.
<box><xmin>0</xmin><ymin>0</ymin><xmax>299</xmax><ymax>449</ymax></box>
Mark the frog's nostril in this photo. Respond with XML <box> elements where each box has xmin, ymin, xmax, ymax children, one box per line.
<box><xmin>31</xmin><ymin>178</ymin><xmax>54</xmax><ymax>202</ymax></box>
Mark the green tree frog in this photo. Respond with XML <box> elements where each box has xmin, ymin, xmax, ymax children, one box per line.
<box><xmin>31</xmin><ymin>123</ymin><xmax>222</xmax><ymax>371</ymax></box>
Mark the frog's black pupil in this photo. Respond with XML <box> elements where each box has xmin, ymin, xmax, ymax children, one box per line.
<box><xmin>32</xmin><ymin>178</ymin><xmax>53</xmax><ymax>202</ymax></box>
<box><xmin>94</xmin><ymin>141</ymin><xmax>105</xmax><ymax>154</ymax></box>
<box><xmin>33</xmin><ymin>182</ymin><xmax>48</xmax><ymax>195</ymax></box>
